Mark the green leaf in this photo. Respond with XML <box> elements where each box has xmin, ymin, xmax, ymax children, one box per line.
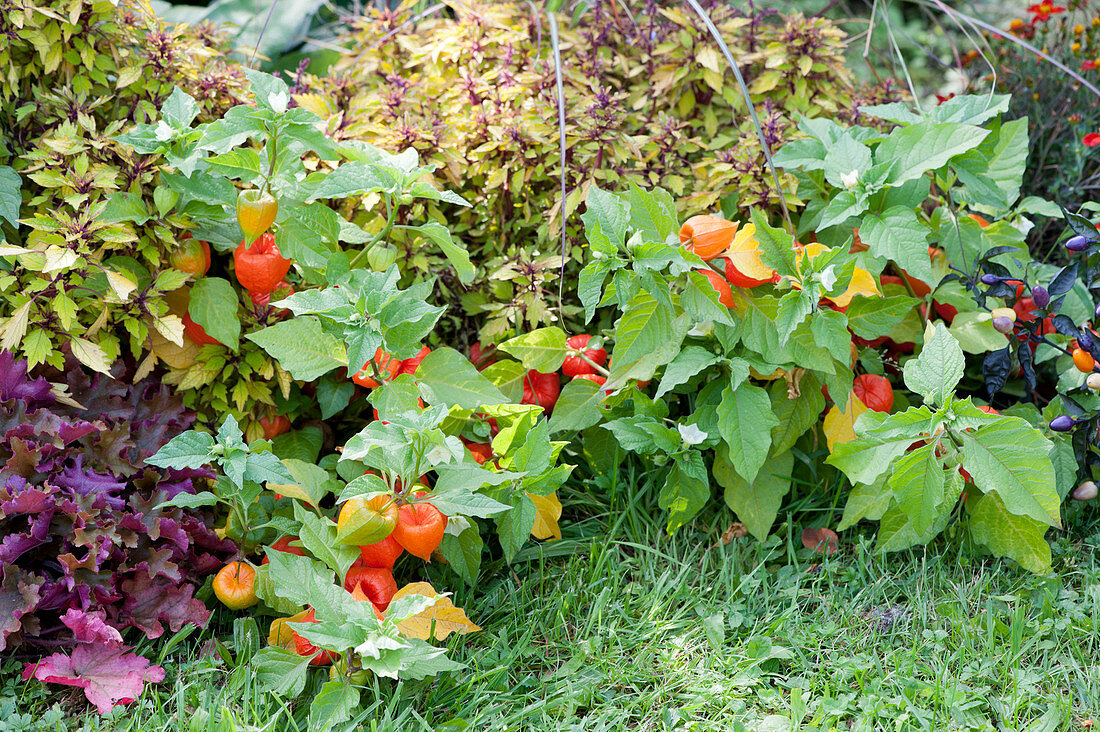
<box><xmin>716</xmin><ymin>381</ymin><xmax>778</xmax><ymax>483</ymax></box>
<box><xmin>749</xmin><ymin>209</ymin><xmax>799</xmax><ymax>280</ymax></box>
<box><xmin>581</xmin><ymin>186</ymin><xmax>630</xmax><ymax>253</ymax></box>
<box><xmin>0</xmin><ymin>166</ymin><xmax>21</xmax><ymax>228</ymax></box>
<box><xmin>837</xmin><ymin>475</ymin><xmax>892</xmax><ymax>530</ymax></box>
<box><xmin>252</xmin><ymin>565</ymin><xmax>302</xmax><ymax>616</ymax></box>
<box><xmin>659</xmin><ymin>449</ymin><xmax>711</xmax><ymax>532</ymax></box>
<box><xmin>255</xmin><ymin>646</ymin><xmax>313</xmax><ymax>697</ymax></box>
<box><xmin>189</xmin><ymin>277</ymin><xmax>241</xmax><ymax>350</ymax></box>
<box><xmin>396</xmin><ymin>222</ymin><xmax>475</xmax><ymax>284</ymax></box>
<box><xmin>430</xmin><ymin>465</ymin><xmax>513</xmax><ymax>517</ymax></box>
<box><xmin>481</xmin><ymin>360</ymin><xmax>526</xmax><ymax>403</ymax></box>
<box><xmin>293</xmin><ymin>503</ymin><xmax>361</xmax><ymax>580</ymax></box>
<box><xmin>846</xmin><ymin>295</ymin><xmax>920</xmax><ymax>340</ymax></box>
<box><xmin>887</xmin><ymin>444</ymin><xmax>948</xmax><ymax>535</ymax></box>
<box><xmin>681</xmin><ymin>270</ymin><xmax>736</xmax><ymax>327</ymax></box>
<box><xmin>769</xmin><ymin>373</ymin><xmax>824</xmax><ymax>456</ymax></box>
<box><xmin>158</xmin><ymin>491</ymin><xmax>219</xmax><ymax>510</ymax></box>
<box><xmin>308</xmin><ymin>680</ymin><xmax>361</xmax><ymax>732</ymax></box>
<box><xmin>948</xmin><ymin>311</ymin><xmax>1010</xmax><ymax>354</ymax></box>
<box><xmin>416</xmin><ymin>347</ymin><xmax>507</xmax><ymax>409</ymax></box>
<box><xmin>903</xmin><ymin>322</ymin><xmax>964</xmax><ymax>405</ymax></box>
<box><xmin>859</xmin><ymin>207</ymin><xmax>932</xmax><ymax>285</ymax></box>
<box><xmin>270</xmin><ymin>458</ymin><xmax>340</xmax><ymax>509</ymax></box>
<box><xmin>316</xmin><ymin>377</ymin><xmax>355</xmax><ymax>420</ymax></box>
<box><xmin>494</xmin><ymin>493</ymin><xmax>537</xmax><ymax>562</ymax></box>
<box><xmin>146</xmin><ymin>431</ymin><xmax>215</xmax><ymax>470</ymax></box>
<box><xmin>497</xmin><ymin>327</ymin><xmax>568</xmax><ymax>372</ymax></box>
<box><xmin>959</xmin><ymin>419</ymin><xmax>1061</xmax><ymax>528</ymax></box>
<box><xmin>967</xmin><ymin>491</ymin><xmax>1052</xmax><ymax>573</ymax></box>
<box><xmin>439</xmin><ymin>528</ymin><xmax>483</xmax><ymax>585</ymax></box>
<box><xmin>627</xmin><ymin>183</ymin><xmax>678</xmax><ymax>244</ymax></box>
<box><xmin>99</xmin><ymin>192</ymin><xmax>151</xmax><ymax>225</ymax></box>
<box><xmin>548</xmin><ymin>378</ymin><xmax>604</xmax><ymax>433</ymax></box>
<box><xmin>604</xmin><ymin>291</ymin><xmax>690</xmax><ymax>390</ymax></box>
<box><xmin>247</xmin><ymin>317</ymin><xmax>347</xmax><ymax>381</ymax></box>
<box><xmin>655</xmin><ymin>347</ymin><xmax>722</xmax><ymax>399</ymax></box>
<box><xmin>716</xmin><ymin>447</ymin><xmax>792</xmax><ymax>541</ymax></box>
<box><xmin>929</xmin><ymin>94</ymin><xmax>1010</xmax><ymax>125</ymax></box>
<box><xmin>875</xmin><ymin>121</ymin><xmax>990</xmax><ymax>184</ymax></box>
<box><xmin>272</xmin><ymin>427</ymin><xmax>324</xmax><ymax>464</ymax></box>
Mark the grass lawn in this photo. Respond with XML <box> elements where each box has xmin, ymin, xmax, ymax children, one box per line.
<box><xmin>5</xmin><ymin>474</ymin><xmax>1100</xmax><ymax>732</ymax></box>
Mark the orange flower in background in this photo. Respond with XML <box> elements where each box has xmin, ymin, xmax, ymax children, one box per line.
<box><xmin>1085</xmin><ymin>133</ymin><xmax>1100</xmax><ymax>147</ymax></box>
<box><xmin>935</xmin><ymin>93</ymin><xmax>956</xmax><ymax>105</ymax></box>
<box><xmin>1027</xmin><ymin>1</ymin><xmax>1065</xmax><ymax>21</ymax></box>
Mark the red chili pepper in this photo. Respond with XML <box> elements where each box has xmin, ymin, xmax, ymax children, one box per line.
<box><xmin>234</xmin><ymin>233</ymin><xmax>291</xmax><ymax>295</ymax></box>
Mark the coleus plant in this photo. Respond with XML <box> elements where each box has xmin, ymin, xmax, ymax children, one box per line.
<box><xmin>0</xmin><ymin>351</ymin><xmax>235</xmax><ymax>714</ymax></box>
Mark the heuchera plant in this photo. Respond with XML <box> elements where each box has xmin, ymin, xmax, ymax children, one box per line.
<box><xmin>0</xmin><ymin>351</ymin><xmax>234</xmax><ymax>713</ymax></box>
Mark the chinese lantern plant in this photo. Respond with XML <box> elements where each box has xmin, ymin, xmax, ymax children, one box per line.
<box><xmin>559</xmin><ymin>183</ymin><xmax>887</xmax><ymax>538</ymax></box>
<box><xmin>828</xmin><ymin>323</ymin><xmax>1065</xmax><ymax>573</ymax></box>
<box><xmin>106</xmin><ymin>69</ymin><xmax>476</xmax><ymax>435</ymax></box>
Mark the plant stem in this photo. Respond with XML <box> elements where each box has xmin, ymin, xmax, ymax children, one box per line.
<box><xmin>349</xmin><ymin>196</ymin><xmax>397</xmax><ymax>269</ymax></box>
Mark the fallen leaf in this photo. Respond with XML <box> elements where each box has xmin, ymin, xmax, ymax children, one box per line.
<box><xmin>392</xmin><ymin>582</ymin><xmax>480</xmax><ymax>641</ymax></box>
<box><xmin>801</xmin><ymin>527</ymin><xmax>839</xmax><ymax>555</ymax></box>
<box><xmin>23</xmin><ymin>643</ymin><xmax>165</xmax><ymax>715</ymax></box>
<box><xmin>714</xmin><ymin>522</ymin><xmax>748</xmax><ymax>547</ymax></box>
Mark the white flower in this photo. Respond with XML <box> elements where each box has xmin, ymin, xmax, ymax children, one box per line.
<box><xmin>268</xmin><ymin>91</ymin><xmax>289</xmax><ymax>115</ymax></box>
<box><xmin>678</xmin><ymin>423</ymin><xmax>707</xmax><ymax>446</ymax></box>
<box><xmin>426</xmin><ymin>444</ymin><xmax>453</xmax><ymax>465</ymax></box>
<box><xmin>840</xmin><ymin>169</ymin><xmax>860</xmax><ymax>188</ymax></box>
<box><xmin>154</xmin><ymin>120</ymin><xmax>173</xmax><ymax>142</ymax></box>
<box><xmin>688</xmin><ymin>320</ymin><xmax>714</xmax><ymax>337</ymax></box>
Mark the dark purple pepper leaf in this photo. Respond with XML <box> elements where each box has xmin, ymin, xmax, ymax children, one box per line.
<box><xmin>982</xmin><ymin>347</ymin><xmax>1011</xmax><ymax>398</ymax></box>
<box><xmin>1048</xmin><ymin>264</ymin><xmax>1079</xmax><ymax>297</ymax></box>
<box><xmin>1061</xmin><ymin>206</ymin><xmax>1099</xmax><ymax>239</ymax></box>
<box><xmin>1051</xmin><ymin>314</ymin><xmax>1080</xmax><ymax>338</ymax></box>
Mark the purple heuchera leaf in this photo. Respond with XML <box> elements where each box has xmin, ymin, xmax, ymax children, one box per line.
<box><xmin>22</xmin><ymin>642</ymin><xmax>166</xmax><ymax>715</ymax></box>
<box><xmin>61</xmin><ymin>608</ymin><xmax>123</xmax><ymax>645</ymax></box>
<box><xmin>0</xmin><ymin>348</ymin><xmax>233</xmax><ymax>696</ymax></box>
<box><xmin>0</xmin><ymin>564</ymin><xmax>44</xmax><ymax>652</ymax></box>
<box><xmin>119</xmin><ymin>571</ymin><xmax>210</xmax><ymax>639</ymax></box>
<box><xmin>0</xmin><ymin>351</ymin><xmax>52</xmax><ymax>406</ymax></box>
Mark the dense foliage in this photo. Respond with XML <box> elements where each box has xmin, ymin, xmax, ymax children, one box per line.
<box><xmin>7</xmin><ymin>0</ymin><xmax>1100</xmax><ymax>724</ymax></box>
<box><xmin>0</xmin><ymin>350</ymin><xmax>234</xmax><ymax>711</ymax></box>
<box><xmin>297</xmin><ymin>0</ymin><xmax>899</xmax><ymax>341</ymax></box>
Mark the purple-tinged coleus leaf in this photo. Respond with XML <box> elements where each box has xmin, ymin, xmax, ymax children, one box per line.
<box><xmin>22</xmin><ymin>642</ymin><xmax>166</xmax><ymax>715</ymax></box>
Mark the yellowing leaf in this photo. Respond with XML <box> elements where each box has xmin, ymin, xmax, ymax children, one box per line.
<box><xmin>392</xmin><ymin>582</ymin><xmax>480</xmax><ymax>641</ymax></box>
<box><xmin>725</xmin><ymin>223</ymin><xmax>775</xmax><ymax>282</ymax></box>
<box><xmin>70</xmin><ymin>337</ymin><xmax>111</xmax><ymax>374</ymax></box>
<box><xmin>268</xmin><ymin>610</ymin><xmax>312</xmax><ymax>649</ymax></box>
<box><xmin>151</xmin><ymin>314</ymin><xmax>184</xmax><ymax>347</ymax></box>
<box><xmin>823</xmin><ymin>391</ymin><xmax>868</xmax><ymax>452</ymax></box>
<box><xmin>0</xmin><ymin>301</ymin><xmax>32</xmax><ymax>351</ymax></box>
<box><xmin>528</xmin><ymin>491</ymin><xmax>562</xmax><ymax>540</ymax></box>
<box><xmin>105</xmin><ymin>270</ymin><xmax>138</xmax><ymax>301</ymax></box>
<box><xmin>827</xmin><ymin>267</ymin><xmax>880</xmax><ymax>308</ymax></box>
